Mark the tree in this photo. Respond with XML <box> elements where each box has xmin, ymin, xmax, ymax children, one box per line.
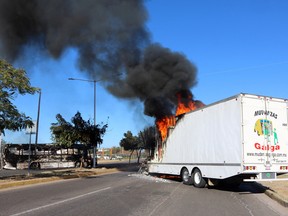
<box><xmin>0</xmin><ymin>59</ymin><xmax>39</xmax><ymax>135</ymax></box>
<box><xmin>72</xmin><ymin>112</ymin><xmax>108</xmax><ymax>149</ymax></box>
<box><xmin>50</xmin><ymin>112</ymin><xmax>108</xmax><ymax>166</ymax></box>
<box><xmin>139</xmin><ymin>126</ymin><xmax>156</xmax><ymax>158</ymax></box>
<box><xmin>120</xmin><ymin>127</ymin><xmax>156</xmax><ymax>164</ymax></box>
<box><xmin>111</xmin><ymin>146</ymin><xmax>121</xmax><ymax>155</ymax></box>
<box><xmin>50</xmin><ymin>114</ymin><xmax>75</xmax><ymax>146</ymax></box>
<box><xmin>119</xmin><ymin>131</ymin><xmax>140</xmax><ymax>163</ymax></box>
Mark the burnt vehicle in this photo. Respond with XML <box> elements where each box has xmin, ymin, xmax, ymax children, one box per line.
<box><xmin>2</xmin><ymin>144</ymin><xmax>92</xmax><ymax>169</ymax></box>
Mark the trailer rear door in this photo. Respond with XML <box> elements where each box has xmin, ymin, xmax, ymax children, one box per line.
<box><xmin>242</xmin><ymin>94</ymin><xmax>288</xmax><ymax>173</ymax></box>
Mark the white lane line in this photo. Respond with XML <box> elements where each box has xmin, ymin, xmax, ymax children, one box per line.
<box><xmin>10</xmin><ymin>187</ymin><xmax>111</xmax><ymax>216</ymax></box>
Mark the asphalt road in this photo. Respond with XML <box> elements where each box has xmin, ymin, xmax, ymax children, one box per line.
<box><xmin>0</xmin><ymin>170</ymin><xmax>287</xmax><ymax>216</ymax></box>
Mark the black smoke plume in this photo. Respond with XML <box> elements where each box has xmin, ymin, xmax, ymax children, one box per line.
<box><xmin>107</xmin><ymin>44</ymin><xmax>198</xmax><ymax>117</ymax></box>
<box><xmin>0</xmin><ymin>0</ymin><xmax>198</xmax><ymax>119</ymax></box>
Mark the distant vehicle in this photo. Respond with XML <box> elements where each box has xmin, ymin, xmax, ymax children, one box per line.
<box><xmin>109</xmin><ymin>155</ymin><xmax>123</xmax><ymax>160</ymax></box>
<box><xmin>116</xmin><ymin>155</ymin><xmax>123</xmax><ymax>160</ymax></box>
<box><xmin>110</xmin><ymin>155</ymin><xmax>117</xmax><ymax>160</ymax></box>
<box><xmin>103</xmin><ymin>155</ymin><xmax>110</xmax><ymax>160</ymax></box>
<box><xmin>3</xmin><ymin>144</ymin><xmax>92</xmax><ymax>169</ymax></box>
<box><xmin>148</xmin><ymin>93</ymin><xmax>288</xmax><ymax>188</ymax></box>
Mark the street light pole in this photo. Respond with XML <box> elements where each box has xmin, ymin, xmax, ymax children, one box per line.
<box><xmin>35</xmin><ymin>89</ymin><xmax>41</xmax><ymax>155</ymax></box>
<box><xmin>93</xmin><ymin>80</ymin><xmax>97</xmax><ymax>168</ymax></box>
<box><xmin>68</xmin><ymin>78</ymin><xmax>98</xmax><ymax>168</ymax></box>
<box><xmin>94</xmin><ymin>81</ymin><xmax>96</xmax><ymax>126</ymax></box>
<box><xmin>0</xmin><ymin>133</ymin><xmax>2</xmax><ymax>170</ymax></box>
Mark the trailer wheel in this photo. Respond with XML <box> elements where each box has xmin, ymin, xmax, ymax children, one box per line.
<box><xmin>192</xmin><ymin>168</ymin><xmax>206</xmax><ymax>188</ymax></box>
<box><xmin>181</xmin><ymin>168</ymin><xmax>193</xmax><ymax>185</ymax></box>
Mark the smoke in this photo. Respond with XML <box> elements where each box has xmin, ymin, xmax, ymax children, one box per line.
<box><xmin>0</xmin><ymin>0</ymin><xmax>149</xmax><ymax>73</ymax></box>
<box><xmin>0</xmin><ymin>0</ymin><xmax>198</xmax><ymax>119</ymax></box>
<box><xmin>107</xmin><ymin>43</ymin><xmax>198</xmax><ymax>117</ymax></box>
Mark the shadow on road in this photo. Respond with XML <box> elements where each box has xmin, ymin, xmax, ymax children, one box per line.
<box><xmin>144</xmin><ymin>173</ymin><xmax>267</xmax><ymax>195</ymax></box>
<box><xmin>207</xmin><ymin>182</ymin><xmax>266</xmax><ymax>194</ymax></box>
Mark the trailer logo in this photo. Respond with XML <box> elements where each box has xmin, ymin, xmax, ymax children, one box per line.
<box><xmin>254</xmin><ymin>119</ymin><xmax>272</xmax><ymax>136</ymax></box>
<box><xmin>254</xmin><ymin>110</ymin><xmax>278</xmax><ymax>119</ymax></box>
<box><xmin>254</xmin><ymin>142</ymin><xmax>280</xmax><ymax>152</ymax></box>
<box><xmin>254</xmin><ymin>118</ymin><xmax>280</xmax><ymax>151</ymax></box>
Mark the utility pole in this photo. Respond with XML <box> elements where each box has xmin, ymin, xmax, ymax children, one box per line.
<box><xmin>93</xmin><ymin>80</ymin><xmax>97</xmax><ymax>167</ymax></box>
<box><xmin>35</xmin><ymin>89</ymin><xmax>41</xmax><ymax>155</ymax></box>
<box><xmin>0</xmin><ymin>133</ymin><xmax>3</xmax><ymax>170</ymax></box>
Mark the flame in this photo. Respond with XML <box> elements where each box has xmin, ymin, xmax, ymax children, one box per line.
<box><xmin>175</xmin><ymin>100</ymin><xmax>197</xmax><ymax>116</ymax></box>
<box><xmin>155</xmin><ymin>92</ymin><xmax>205</xmax><ymax>142</ymax></box>
<box><xmin>175</xmin><ymin>91</ymin><xmax>198</xmax><ymax>116</ymax></box>
<box><xmin>156</xmin><ymin>116</ymin><xmax>175</xmax><ymax>141</ymax></box>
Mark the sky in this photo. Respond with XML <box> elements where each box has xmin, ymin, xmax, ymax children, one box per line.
<box><xmin>2</xmin><ymin>0</ymin><xmax>288</xmax><ymax>148</ymax></box>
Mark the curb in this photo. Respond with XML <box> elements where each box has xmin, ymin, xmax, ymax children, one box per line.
<box><xmin>254</xmin><ymin>182</ymin><xmax>288</xmax><ymax>208</ymax></box>
<box><xmin>263</xmin><ymin>188</ymin><xmax>288</xmax><ymax>208</ymax></box>
<box><xmin>0</xmin><ymin>177</ymin><xmax>63</xmax><ymax>190</ymax></box>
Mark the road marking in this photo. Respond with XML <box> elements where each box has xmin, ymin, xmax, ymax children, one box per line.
<box><xmin>10</xmin><ymin>187</ymin><xmax>111</xmax><ymax>216</ymax></box>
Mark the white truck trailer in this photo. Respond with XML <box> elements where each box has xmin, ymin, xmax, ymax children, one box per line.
<box><xmin>148</xmin><ymin>93</ymin><xmax>288</xmax><ymax>187</ymax></box>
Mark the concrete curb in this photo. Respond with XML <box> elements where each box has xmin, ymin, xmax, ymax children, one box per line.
<box><xmin>263</xmin><ymin>187</ymin><xmax>288</xmax><ymax>207</ymax></box>
<box><xmin>0</xmin><ymin>177</ymin><xmax>63</xmax><ymax>190</ymax></box>
<box><xmin>254</xmin><ymin>182</ymin><xmax>288</xmax><ymax>208</ymax></box>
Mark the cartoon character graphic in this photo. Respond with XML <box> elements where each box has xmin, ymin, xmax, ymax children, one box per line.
<box><xmin>254</xmin><ymin>119</ymin><xmax>272</xmax><ymax>136</ymax></box>
<box><xmin>273</xmin><ymin>128</ymin><xmax>278</xmax><ymax>145</ymax></box>
<box><xmin>254</xmin><ymin>119</ymin><xmax>278</xmax><ymax>145</ymax></box>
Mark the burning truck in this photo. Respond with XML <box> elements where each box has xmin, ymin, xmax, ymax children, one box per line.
<box><xmin>1</xmin><ymin>1</ymin><xmax>287</xmax><ymax>187</ymax></box>
<box><xmin>148</xmin><ymin>93</ymin><xmax>288</xmax><ymax>187</ymax></box>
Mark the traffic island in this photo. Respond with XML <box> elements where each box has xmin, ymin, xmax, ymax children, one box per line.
<box><xmin>0</xmin><ymin>163</ymin><xmax>139</xmax><ymax>190</ymax></box>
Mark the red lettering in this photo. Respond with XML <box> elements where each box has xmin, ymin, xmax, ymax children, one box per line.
<box><xmin>254</xmin><ymin>143</ymin><xmax>280</xmax><ymax>152</ymax></box>
<box><xmin>255</xmin><ymin>143</ymin><xmax>261</xmax><ymax>150</ymax></box>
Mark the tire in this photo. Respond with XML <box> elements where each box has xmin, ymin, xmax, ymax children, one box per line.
<box><xmin>192</xmin><ymin>168</ymin><xmax>206</xmax><ymax>188</ymax></box>
<box><xmin>75</xmin><ymin>161</ymin><xmax>81</xmax><ymax>168</ymax></box>
<box><xmin>83</xmin><ymin>161</ymin><xmax>88</xmax><ymax>168</ymax></box>
<box><xmin>30</xmin><ymin>162</ymin><xmax>40</xmax><ymax>170</ymax></box>
<box><xmin>181</xmin><ymin>168</ymin><xmax>193</xmax><ymax>185</ymax></box>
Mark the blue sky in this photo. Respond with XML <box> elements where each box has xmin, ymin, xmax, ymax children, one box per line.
<box><xmin>4</xmin><ymin>0</ymin><xmax>288</xmax><ymax>147</ymax></box>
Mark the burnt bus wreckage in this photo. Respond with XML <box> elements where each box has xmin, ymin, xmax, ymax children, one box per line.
<box><xmin>2</xmin><ymin>144</ymin><xmax>93</xmax><ymax>169</ymax></box>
